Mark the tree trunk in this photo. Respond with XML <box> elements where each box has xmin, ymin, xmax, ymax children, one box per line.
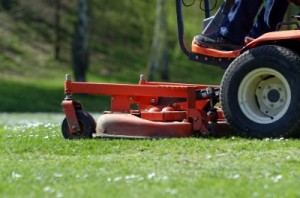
<box><xmin>0</xmin><ymin>0</ymin><xmax>17</xmax><ymax>10</ymax></box>
<box><xmin>54</xmin><ymin>0</ymin><xmax>61</xmax><ymax>60</ymax></box>
<box><xmin>72</xmin><ymin>0</ymin><xmax>89</xmax><ymax>82</ymax></box>
<box><xmin>147</xmin><ymin>0</ymin><xmax>170</xmax><ymax>81</ymax></box>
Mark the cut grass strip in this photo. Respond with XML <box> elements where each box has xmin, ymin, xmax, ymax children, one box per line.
<box><xmin>1</xmin><ymin>113</ymin><xmax>300</xmax><ymax>198</ymax></box>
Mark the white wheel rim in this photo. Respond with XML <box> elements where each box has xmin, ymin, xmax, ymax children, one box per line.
<box><xmin>238</xmin><ymin>68</ymin><xmax>291</xmax><ymax>124</ymax></box>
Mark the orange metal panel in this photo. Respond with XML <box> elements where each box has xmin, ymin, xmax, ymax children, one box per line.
<box><xmin>140</xmin><ymin>111</ymin><xmax>187</xmax><ymax>121</ymax></box>
<box><xmin>111</xmin><ymin>95</ymin><xmax>132</xmax><ymax>112</ymax></box>
<box><xmin>188</xmin><ymin>108</ymin><xmax>205</xmax><ymax>132</ymax></box>
<box><xmin>61</xmin><ymin>100</ymin><xmax>80</xmax><ymax>134</ymax></box>
<box><xmin>191</xmin><ymin>43</ymin><xmax>240</xmax><ymax>58</ymax></box>
<box><xmin>142</xmin><ymin>80</ymin><xmax>220</xmax><ymax>89</ymax></box>
<box><xmin>65</xmin><ymin>82</ymin><xmax>193</xmax><ymax>98</ymax></box>
<box><xmin>243</xmin><ymin>30</ymin><xmax>300</xmax><ymax>50</ymax></box>
<box><xmin>191</xmin><ymin>30</ymin><xmax>300</xmax><ymax>59</ymax></box>
<box><xmin>187</xmin><ymin>87</ymin><xmax>196</xmax><ymax>109</ymax></box>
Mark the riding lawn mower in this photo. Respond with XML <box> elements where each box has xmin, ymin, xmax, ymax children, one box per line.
<box><xmin>61</xmin><ymin>0</ymin><xmax>300</xmax><ymax>139</ymax></box>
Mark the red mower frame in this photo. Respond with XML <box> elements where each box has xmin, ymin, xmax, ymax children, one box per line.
<box><xmin>62</xmin><ymin>74</ymin><xmax>232</xmax><ymax>138</ymax></box>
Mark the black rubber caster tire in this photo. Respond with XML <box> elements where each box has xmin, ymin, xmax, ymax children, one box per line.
<box><xmin>61</xmin><ymin>110</ymin><xmax>96</xmax><ymax>139</ymax></box>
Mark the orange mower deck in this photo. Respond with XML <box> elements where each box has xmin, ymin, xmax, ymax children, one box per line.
<box><xmin>61</xmin><ymin>75</ymin><xmax>233</xmax><ymax>139</ymax></box>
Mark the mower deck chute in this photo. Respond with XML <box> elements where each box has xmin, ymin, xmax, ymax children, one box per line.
<box><xmin>61</xmin><ymin>74</ymin><xmax>233</xmax><ymax>139</ymax></box>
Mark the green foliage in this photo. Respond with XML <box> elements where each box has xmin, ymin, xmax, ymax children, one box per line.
<box><xmin>0</xmin><ymin>0</ymin><xmax>223</xmax><ymax>83</ymax></box>
<box><xmin>0</xmin><ymin>79</ymin><xmax>110</xmax><ymax>112</ymax></box>
<box><xmin>1</xmin><ymin>113</ymin><xmax>300</xmax><ymax>197</ymax></box>
<box><xmin>0</xmin><ymin>0</ymin><xmax>226</xmax><ymax>112</ymax></box>
<box><xmin>0</xmin><ymin>0</ymin><xmax>18</xmax><ymax>10</ymax></box>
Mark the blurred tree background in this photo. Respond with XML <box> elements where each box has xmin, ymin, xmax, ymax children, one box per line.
<box><xmin>0</xmin><ymin>0</ymin><xmax>227</xmax><ymax>84</ymax></box>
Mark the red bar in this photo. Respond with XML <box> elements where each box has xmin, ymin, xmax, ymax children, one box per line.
<box><xmin>141</xmin><ymin>111</ymin><xmax>187</xmax><ymax>121</ymax></box>
<box><xmin>65</xmin><ymin>81</ymin><xmax>199</xmax><ymax>98</ymax></box>
<box><xmin>61</xmin><ymin>100</ymin><xmax>80</xmax><ymax>134</ymax></box>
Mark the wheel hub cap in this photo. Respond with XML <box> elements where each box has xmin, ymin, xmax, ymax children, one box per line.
<box><xmin>255</xmin><ymin>78</ymin><xmax>287</xmax><ymax>117</ymax></box>
<box><xmin>238</xmin><ymin>68</ymin><xmax>291</xmax><ymax>124</ymax></box>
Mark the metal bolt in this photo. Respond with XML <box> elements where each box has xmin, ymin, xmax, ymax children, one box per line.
<box><xmin>66</xmin><ymin>74</ymin><xmax>71</xmax><ymax>81</ymax></box>
<box><xmin>151</xmin><ymin>99</ymin><xmax>156</xmax><ymax>104</ymax></box>
<box><xmin>140</xmin><ymin>74</ymin><xmax>145</xmax><ymax>81</ymax></box>
<box><xmin>65</xmin><ymin>94</ymin><xmax>72</xmax><ymax>100</ymax></box>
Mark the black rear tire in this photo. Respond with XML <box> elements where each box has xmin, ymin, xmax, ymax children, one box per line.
<box><xmin>220</xmin><ymin>45</ymin><xmax>300</xmax><ymax>138</ymax></box>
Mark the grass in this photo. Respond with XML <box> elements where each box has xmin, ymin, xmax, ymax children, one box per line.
<box><xmin>1</xmin><ymin>113</ymin><xmax>300</xmax><ymax>198</ymax></box>
<box><xmin>0</xmin><ymin>78</ymin><xmax>111</xmax><ymax>112</ymax></box>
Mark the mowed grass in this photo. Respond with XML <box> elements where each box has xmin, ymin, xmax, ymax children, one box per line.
<box><xmin>1</xmin><ymin>113</ymin><xmax>300</xmax><ymax>198</ymax></box>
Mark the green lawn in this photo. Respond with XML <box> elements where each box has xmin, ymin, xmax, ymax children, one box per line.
<box><xmin>1</xmin><ymin>113</ymin><xmax>300</xmax><ymax>198</ymax></box>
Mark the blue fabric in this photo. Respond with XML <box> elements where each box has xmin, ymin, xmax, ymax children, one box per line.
<box><xmin>219</xmin><ymin>0</ymin><xmax>289</xmax><ymax>44</ymax></box>
<box><xmin>250</xmin><ymin>0</ymin><xmax>289</xmax><ymax>38</ymax></box>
